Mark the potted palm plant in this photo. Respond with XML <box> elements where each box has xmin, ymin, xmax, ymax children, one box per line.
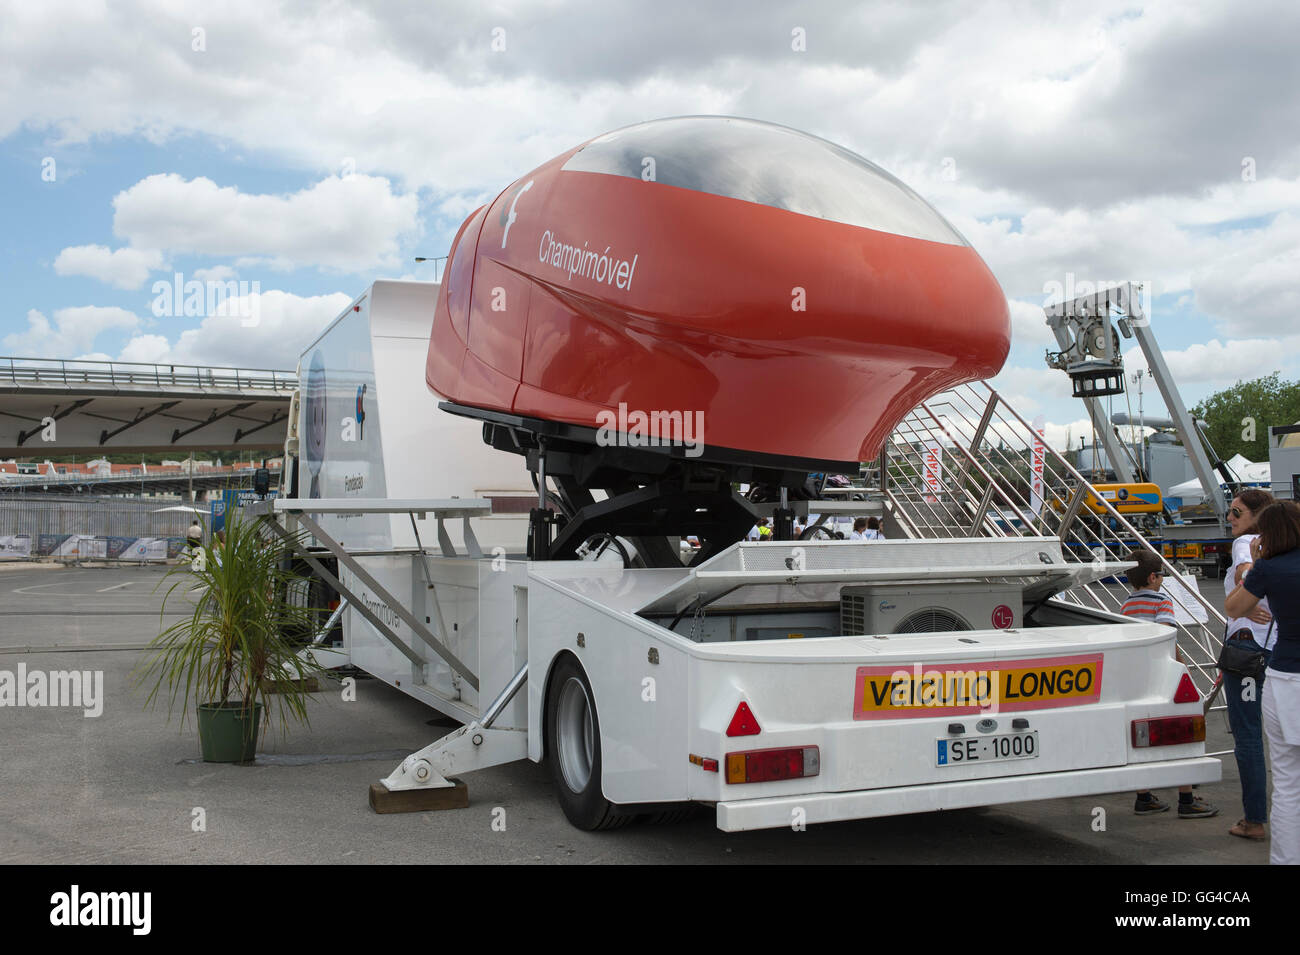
<box><xmin>139</xmin><ymin>510</ymin><xmax>329</xmax><ymax>762</ymax></box>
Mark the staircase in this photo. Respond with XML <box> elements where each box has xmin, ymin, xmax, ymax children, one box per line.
<box><xmin>870</xmin><ymin>381</ymin><xmax>1229</xmax><ymax>739</ymax></box>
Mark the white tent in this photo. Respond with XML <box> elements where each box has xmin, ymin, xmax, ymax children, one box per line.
<box><xmin>1168</xmin><ymin>454</ymin><xmax>1270</xmax><ymax>505</ymax></box>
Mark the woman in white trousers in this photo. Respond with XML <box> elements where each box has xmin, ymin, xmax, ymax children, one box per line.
<box><xmin>1227</xmin><ymin>500</ymin><xmax>1300</xmax><ymax>864</ymax></box>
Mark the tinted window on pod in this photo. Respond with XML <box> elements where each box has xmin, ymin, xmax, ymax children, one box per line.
<box><xmin>562</xmin><ymin>116</ymin><xmax>967</xmax><ymax>246</ymax></box>
<box><xmin>445</xmin><ymin>208</ymin><xmax>482</xmax><ymax>329</ymax></box>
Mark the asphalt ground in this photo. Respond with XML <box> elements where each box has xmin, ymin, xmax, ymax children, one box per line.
<box><xmin>0</xmin><ymin>563</ymin><xmax>1270</xmax><ymax>865</ymax></box>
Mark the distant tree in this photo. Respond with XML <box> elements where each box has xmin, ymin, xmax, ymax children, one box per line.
<box><xmin>1191</xmin><ymin>373</ymin><xmax>1300</xmax><ymax>464</ymax></box>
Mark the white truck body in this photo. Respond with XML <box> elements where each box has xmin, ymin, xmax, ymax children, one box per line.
<box><xmin>283</xmin><ymin>280</ymin><xmax>1219</xmax><ymax>832</ymax></box>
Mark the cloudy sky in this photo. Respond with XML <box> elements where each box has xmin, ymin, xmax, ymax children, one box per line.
<box><xmin>2</xmin><ymin>0</ymin><xmax>1297</xmax><ymax>450</ymax></box>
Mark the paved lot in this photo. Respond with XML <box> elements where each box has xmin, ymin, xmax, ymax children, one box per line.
<box><xmin>0</xmin><ymin>563</ymin><xmax>1269</xmax><ymax>864</ymax></box>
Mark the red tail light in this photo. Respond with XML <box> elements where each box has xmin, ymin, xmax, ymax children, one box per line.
<box><xmin>1173</xmin><ymin>673</ymin><xmax>1199</xmax><ymax>703</ymax></box>
<box><xmin>725</xmin><ymin>746</ymin><xmax>819</xmax><ymax>784</ymax></box>
<box><xmin>726</xmin><ymin>701</ymin><xmax>761</xmax><ymax>737</ymax></box>
<box><xmin>1132</xmin><ymin>715</ymin><xmax>1205</xmax><ymax>747</ymax></box>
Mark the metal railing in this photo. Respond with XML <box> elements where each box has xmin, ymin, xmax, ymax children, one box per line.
<box><xmin>0</xmin><ymin>356</ymin><xmax>295</xmax><ymax>393</ymax></box>
<box><xmin>879</xmin><ymin>381</ymin><xmax>1229</xmax><ymax>728</ymax></box>
<box><xmin>0</xmin><ymin>466</ymin><xmax>264</xmax><ymax>489</ymax></box>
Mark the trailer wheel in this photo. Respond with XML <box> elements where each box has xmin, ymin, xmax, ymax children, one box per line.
<box><xmin>642</xmin><ymin>806</ymin><xmax>698</xmax><ymax>825</ymax></box>
<box><xmin>545</xmin><ymin>656</ymin><xmax>634</xmax><ymax>831</ymax></box>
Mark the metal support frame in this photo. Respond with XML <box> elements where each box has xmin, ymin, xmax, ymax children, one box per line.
<box><xmin>258</xmin><ymin>518</ymin><xmax>425</xmax><ymax>668</ymax></box>
<box><xmin>170</xmin><ymin>401</ymin><xmax>254</xmax><ymax>443</ymax></box>
<box><xmin>408</xmin><ymin>514</ymin><xmax>453</xmax><ymax>654</ymax></box>
<box><xmin>292</xmin><ymin>512</ymin><xmax>479</xmax><ymax>691</ymax></box>
<box><xmin>17</xmin><ymin>399</ymin><xmax>92</xmax><ymax>446</ymax></box>
<box><xmin>1123</xmin><ymin>295</ymin><xmax>1227</xmax><ymax>528</ymax></box>
<box><xmin>98</xmin><ymin>401</ymin><xmax>180</xmax><ymax>445</ymax></box>
<box><xmin>234</xmin><ymin>410</ymin><xmax>288</xmax><ymax>444</ymax></box>
<box><xmin>435</xmin><ymin>513</ymin><xmax>483</xmax><ymax>558</ymax></box>
<box><xmin>969</xmin><ymin>392</ymin><xmax>998</xmax><ymax>453</ymax></box>
<box><xmin>379</xmin><ymin>662</ymin><xmax>530</xmax><ymax>792</ymax></box>
<box><xmin>968</xmin><ymin>483</ymin><xmax>997</xmax><ymax>536</ymax></box>
<box><xmin>312</xmin><ymin>598</ymin><xmax>348</xmax><ymax>646</ymax></box>
<box><xmin>1055</xmin><ymin>484</ymin><xmax>1089</xmax><ymax>541</ymax></box>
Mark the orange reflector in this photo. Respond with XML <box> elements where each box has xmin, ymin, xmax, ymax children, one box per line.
<box><xmin>1132</xmin><ymin>715</ymin><xmax>1205</xmax><ymax>748</ymax></box>
<box><xmin>1173</xmin><ymin>673</ymin><xmax>1199</xmax><ymax>703</ymax></box>
<box><xmin>724</xmin><ymin>746</ymin><xmax>819</xmax><ymax>784</ymax></box>
<box><xmin>726</xmin><ymin>701</ymin><xmax>761</xmax><ymax>737</ymax></box>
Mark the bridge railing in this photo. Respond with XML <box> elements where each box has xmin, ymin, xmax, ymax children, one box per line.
<box><xmin>0</xmin><ymin>467</ymin><xmax>268</xmax><ymax>489</ymax></box>
<box><xmin>0</xmin><ymin>357</ymin><xmax>296</xmax><ymax>392</ymax></box>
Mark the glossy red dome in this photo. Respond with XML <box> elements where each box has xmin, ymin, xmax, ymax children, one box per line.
<box><xmin>427</xmin><ymin>116</ymin><xmax>1009</xmax><ymax>465</ymax></box>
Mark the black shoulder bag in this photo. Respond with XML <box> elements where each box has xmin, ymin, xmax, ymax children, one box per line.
<box><xmin>1216</xmin><ymin>621</ymin><xmax>1272</xmax><ymax>681</ymax></box>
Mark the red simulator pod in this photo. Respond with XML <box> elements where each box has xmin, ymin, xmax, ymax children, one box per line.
<box><xmin>427</xmin><ymin>116</ymin><xmax>1009</xmax><ymax>468</ymax></box>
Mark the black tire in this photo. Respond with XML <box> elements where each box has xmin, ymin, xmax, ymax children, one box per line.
<box><xmin>642</xmin><ymin>806</ymin><xmax>698</xmax><ymax>825</ymax></box>
<box><xmin>545</xmin><ymin>655</ymin><xmax>635</xmax><ymax>831</ymax></box>
<box><xmin>280</xmin><ymin>558</ymin><xmax>338</xmax><ymax>647</ymax></box>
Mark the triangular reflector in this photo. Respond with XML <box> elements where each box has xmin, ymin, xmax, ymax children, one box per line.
<box><xmin>726</xmin><ymin>701</ymin><xmax>761</xmax><ymax>737</ymax></box>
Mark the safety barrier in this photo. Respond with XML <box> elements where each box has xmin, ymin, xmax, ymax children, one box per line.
<box><xmin>0</xmin><ymin>495</ymin><xmax>194</xmax><ymax>562</ymax></box>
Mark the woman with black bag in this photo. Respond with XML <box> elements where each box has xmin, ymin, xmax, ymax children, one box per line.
<box><xmin>1226</xmin><ymin>500</ymin><xmax>1300</xmax><ymax>865</ymax></box>
<box><xmin>1219</xmin><ymin>489</ymin><xmax>1274</xmax><ymax>841</ymax></box>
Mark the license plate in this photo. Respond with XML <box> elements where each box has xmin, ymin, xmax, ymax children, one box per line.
<box><xmin>937</xmin><ymin>731</ymin><xmax>1039</xmax><ymax>766</ymax></box>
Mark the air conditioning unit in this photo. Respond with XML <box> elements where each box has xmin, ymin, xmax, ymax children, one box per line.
<box><xmin>840</xmin><ymin>582</ymin><xmax>1023</xmax><ymax>636</ymax></box>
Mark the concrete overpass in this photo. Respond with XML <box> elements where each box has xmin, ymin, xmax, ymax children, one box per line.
<box><xmin>0</xmin><ymin>356</ymin><xmax>294</xmax><ymax>456</ymax></box>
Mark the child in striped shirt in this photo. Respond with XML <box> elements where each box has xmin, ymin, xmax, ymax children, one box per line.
<box><xmin>1122</xmin><ymin>550</ymin><xmax>1218</xmax><ymax>818</ymax></box>
<box><xmin>1119</xmin><ymin>553</ymin><xmax>1176</xmax><ymax>624</ymax></box>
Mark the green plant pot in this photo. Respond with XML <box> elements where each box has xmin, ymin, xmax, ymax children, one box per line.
<box><xmin>196</xmin><ymin>702</ymin><xmax>263</xmax><ymax>763</ymax></box>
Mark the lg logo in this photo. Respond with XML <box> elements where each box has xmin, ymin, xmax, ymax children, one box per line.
<box><xmin>500</xmin><ymin>178</ymin><xmax>534</xmax><ymax>249</ymax></box>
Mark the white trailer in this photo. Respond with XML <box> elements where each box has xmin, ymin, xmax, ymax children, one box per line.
<box><xmin>266</xmin><ymin>280</ymin><xmax>1220</xmax><ymax>832</ymax></box>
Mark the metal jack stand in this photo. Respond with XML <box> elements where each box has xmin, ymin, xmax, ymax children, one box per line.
<box><xmin>773</xmin><ymin>486</ymin><xmax>796</xmax><ymax>541</ymax></box>
<box><xmin>528</xmin><ymin>438</ymin><xmax>556</xmax><ymax>560</ymax></box>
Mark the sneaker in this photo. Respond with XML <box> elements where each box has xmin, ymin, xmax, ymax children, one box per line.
<box><xmin>1134</xmin><ymin>794</ymin><xmax>1170</xmax><ymax>815</ymax></box>
<box><xmin>1178</xmin><ymin>796</ymin><xmax>1220</xmax><ymax>818</ymax></box>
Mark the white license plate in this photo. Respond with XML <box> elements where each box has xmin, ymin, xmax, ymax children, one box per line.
<box><xmin>937</xmin><ymin>731</ymin><xmax>1040</xmax><ymax>766</ymax></box>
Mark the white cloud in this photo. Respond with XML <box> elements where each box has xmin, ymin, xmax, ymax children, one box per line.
<box><xmin>52</xmin><ymin>244</ymin><xmax>164</xmax><ymax>289</ymax></box>
<box><xmin>121</xmin><ymin>289</ymin><xmax>353</xmax><ymax>368</ymax></box>
<box><xmin>3</xmin><ymin>0</ymin><xmax>1300</xmax><ymax>398</ymax></box>
<box><xmin>1041</xmin><ymin>418</ymin><xmax>1095</xmax><ymax>454</ymax></box>
<box><xmin>192</xmin><ymin>265</ymin><xmax>238</xmax><ymax>283</ymax></box>
<box><xmin>1008</xmin><ymin>298</ymin><xmax>1053</xmax><ymax>348</ymax></box>
<box><xmin>1122</xmin><ymin>337</ymin><xmax>1295</xmax><ymax>388</ymax></box>
<box><xmin>111</xmin><ymin>173</ymin><xmax>419</xmax><ymax>272</ymax></box>
<box><xmin>12</xmin><ymin>0</ymin><xmax>1286</xmax><ymax>208</ymax></box>
<box><xmin>985</xmin><ymin>365</ymin><xmax>1074</xmax><ymax>415</ymax></box>
<box><xmin>117</xmin><ymin>333</ymin><xmax>171</xmax><ymax>363</ymax></box>
<box><xmin>1192</xmin><ymin>212</ymin><xmax>1300</xmax><ymax>337</ymax></box>
<box><xmin>3</xmin><ymin>306</ymin><xmax>141</xmax><ymax>358</ymax></box>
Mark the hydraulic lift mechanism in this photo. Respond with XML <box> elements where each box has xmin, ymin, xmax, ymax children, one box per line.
<box><xmin>1045</xmin><ymin>282</ymin><xmax>1229</xmax><ymax>529</ymax></box>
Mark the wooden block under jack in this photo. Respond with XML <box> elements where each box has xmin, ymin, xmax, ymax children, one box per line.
<box><xmin>369</xmin><ymin>779</ymin><xmax>469</xmax><ymax>814</ymax></box>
